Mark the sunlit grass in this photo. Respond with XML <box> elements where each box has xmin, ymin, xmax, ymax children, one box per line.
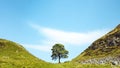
<box><xmin>0</xmin><ymin>39</ymin><xmax>120</xmax><ymax>68</ymax></box>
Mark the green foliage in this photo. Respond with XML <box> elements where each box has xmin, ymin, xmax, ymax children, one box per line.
<box><xmin>51</xmin><ymin>43</ymin><xmax>68</xmax><ymax>63</ymax></box>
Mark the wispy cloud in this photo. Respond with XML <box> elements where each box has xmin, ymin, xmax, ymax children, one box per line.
<box><xmin>40</xmin><ymin>28</ymin><xmax>108</xmax><ymax>45</ymax></box>
<box><xmin>24</xmin><ymin>24</ymin><xmax>110</xmax><ymax>52</ymax></box>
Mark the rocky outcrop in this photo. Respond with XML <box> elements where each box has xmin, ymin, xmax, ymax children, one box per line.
<box><xmin>80</xmin><ymin>56</ymin><xmax>120</xmax><ymax>65</ymax></box>
<box><xmin>89</xmin><ymin>32</ymin><xmax>120</xmax><ymax>51</ymax></box>
<box><xmin>73</xmin><ymin>24</ymin><xmax>120</xmax><ymax>65</ymax></box>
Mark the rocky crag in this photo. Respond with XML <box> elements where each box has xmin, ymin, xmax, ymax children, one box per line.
<box><xmin>73</xmin><ymin>24</ymin><xmax>120</xmax><ymax>65</ymax></box>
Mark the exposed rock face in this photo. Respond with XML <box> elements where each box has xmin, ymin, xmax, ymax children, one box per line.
<box><xmin>80</xmin><ymin>56</ymin><xmax>120</xmax><ymax>65</ymax></box>
<box><xmin>89</xmin><ymin>28</ymin><xmax>120</xmax><ymax>50</ymax></box>
<box><xmin>74</xmin><ymin>24</ymin><xmax>120</xmax><ymax>65</ymax></box>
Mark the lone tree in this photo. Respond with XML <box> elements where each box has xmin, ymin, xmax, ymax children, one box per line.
<box><xmin>51</xmin><ymin>43</ymin><xmax>69</xmax><ymax>63</ymax></box>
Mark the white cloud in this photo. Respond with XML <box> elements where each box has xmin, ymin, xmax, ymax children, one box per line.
<box><xmin>41</xmin><ymin>28</ymin><xmax>108</xmax><ymax>45</ymax></box>
<box><xmin>25</xmin><ymin>24</ymin><xmax>110</xmax><ymax>52</ymax></box>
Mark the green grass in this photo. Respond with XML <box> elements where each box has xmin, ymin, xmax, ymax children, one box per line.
<box><xmin>47</xmin><ymin>62</ymin><xmax>120</xmax><ymax>68</ymax></box>
<box><xmin>0</xmin><ymin>39</ymin><xmax>48</xmax><ymax>68</ymax></box>
<box><xmin>0</xmin><ymin>61</ymin><xmax>120</xmax><ymax>68</ymax></box>
<box><xmin>0</xmin><ymin>39</ymin><xmax>120</xmax><ymax>68</ymax></box>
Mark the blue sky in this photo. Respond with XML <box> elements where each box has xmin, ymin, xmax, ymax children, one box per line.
<box><xmin>0</xmin><ymin>0</ymin><xmax>120</xmax><ymax>63</ymax></box>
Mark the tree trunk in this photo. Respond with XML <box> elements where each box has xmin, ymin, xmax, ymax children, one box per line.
<box><xmin>58</xmin><ymin>55</ymin><xmax>61</xmax><ymax>63</ymax></box>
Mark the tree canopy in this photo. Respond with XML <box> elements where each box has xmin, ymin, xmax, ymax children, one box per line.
<box><xmin>51</xmin><ymin>43</ymin><xmax>69</xmax><ymax>63</ymax></box>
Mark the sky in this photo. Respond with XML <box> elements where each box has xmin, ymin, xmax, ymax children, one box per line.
<box><xmin>0</xmin><ymin>0</ymin><xmax>120</xmax><ymax>63</ymax></box>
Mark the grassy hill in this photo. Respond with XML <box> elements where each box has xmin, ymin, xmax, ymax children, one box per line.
<box><xmin>73</xmin><ymin>24</ymin><xmax>120</xmax><ymax>65</ymax></box>
<box><xmin>1</xmin><ymin>25</ymin><xmax>120</xmax><ymax>68</ymax></box>
<box><xmin>0</xmin><ymin>39</ymin><xmax>116</xmax><ymax>68</ymax></box>
<box><xmin>0</xmin><ymin>39</ymin><xmax>54</xmax><ymax>68</ymax></box>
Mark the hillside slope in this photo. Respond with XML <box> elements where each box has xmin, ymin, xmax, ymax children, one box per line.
<box><xmin>0</xmin><ymin>39</ymin><xmax>117</xmax><ymax>68</ymax></box>
<box><xmin>1</xmin><ymin>24</ymin><xmax>120</xmax><ymax>68</ymax></box>
<box><xmin>73</xmin><ymin>24</ymin><xmax>120</xmax><ymax>65</ymax></box>
<box><xmin>0</xmin><ymin>39</ymin><xmax>52</xmax><ymax>68</ymax></box>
